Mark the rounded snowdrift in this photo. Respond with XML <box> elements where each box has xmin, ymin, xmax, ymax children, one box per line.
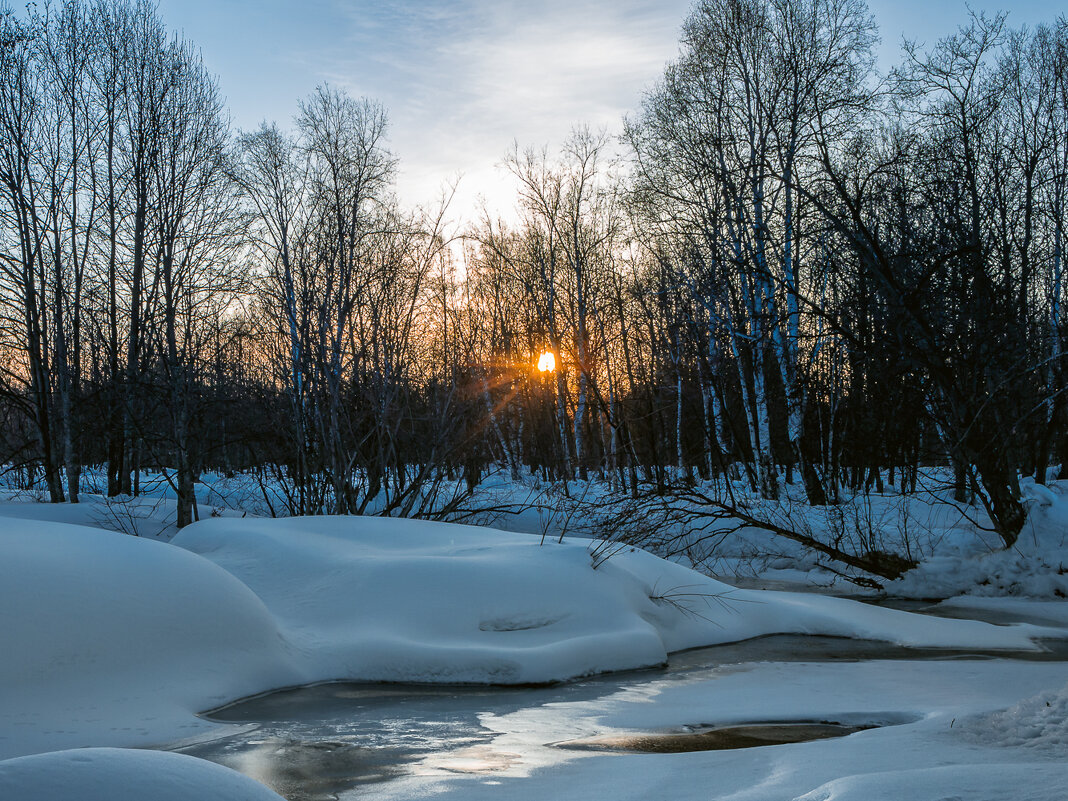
<box><xmin>793</xmin><ymin>763</ymin><xmax>1068</xmax><ymax>801</ymax></box>
<box><xmin>0</xmin><ymin>520</ymin><xmax>301</xmax><ymax>759</ymax></box>
<box><xmin>175</xmin><ymin>516</ymin><xmax>673</xmax><ymax>684</ymax></box>
<box><xmin>3</xmin><ymin>514</ymin><xmax>1061</xmax><ymax>762</ymax></box>
<box><xmin>174</xmin><ymin>516</ymin><xmax>1060</xmax><ymax>687</ymax></box>
<box><xmin>0</xmin><ymin>748</ymin><xmax>285</xmax><ymax>801</ymax></box>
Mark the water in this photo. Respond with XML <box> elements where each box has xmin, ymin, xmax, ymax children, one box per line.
<box><xmin>174</xmin><ymin>604</ymin><xmax>1068</xmax><ymax>801</ymax></box>
<box><xmin>558</xmin><ymin>721</ymin><xmax>879</xmax><ymax>753</ymax></box>
<box><xmin>177</xmin><ymin>667</ymin><xmax>667</xmax><ymax>798</ymax></box>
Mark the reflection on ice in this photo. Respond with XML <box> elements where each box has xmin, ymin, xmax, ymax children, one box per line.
<box><xmin>182</xmin><ymin>737</ymin><xmax>409</xmax><ymax>800</ymax></box>
<box><xmin>416</xmin><ymin>745</ymin><xmax>521</xmax><ymax>775</ymax></box>
<box><xmin>556</xmin><ymin>721</ymin><xmax>879</xmax><ymax>753</ymax></box>
<box><xmin>177</xmin><ymin>631</ymin><xmax>1065</xmax><ymax>800</ymax></box>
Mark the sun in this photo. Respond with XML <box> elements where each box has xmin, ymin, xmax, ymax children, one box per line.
<box><xmin>537</xmin><ymin>351</ymin><xmax>556</xmax><ymax>372</ymax></box>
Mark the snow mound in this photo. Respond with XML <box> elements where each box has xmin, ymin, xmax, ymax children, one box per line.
<box><xmin>173</xmin><ymin>516</ymin><xmax>680</xmax><ymax>684</ymax></box>
<box><xmin>4</xmin><ymin>514</ymin><xmax>1062</xmax><ymax>761</ymax></box>
<box><xmin>173</xmin><ymin>516</ymin><xmax>1061</xmax><ymax>687</ymax></box>
<box><xmin>966</xmin><ymin>680</ymin><xmax>1068</xmax><ymax>753</ymax></box>
<box><xmin>0</xmin><ymin>748</ymin><xmax>284</xmax><ymax>801</ymax></box>
<box><xmin>0</xmin><ymin>520</ymin><xmax>301</xmax><ymax>759</ymax></box>
<box><xmin>888</xmin><ymin>481</ymin><xmax>1068</xmax><ymax>599</ymax></box>
<box><xmin>794</xmin><ymin>763</ymin><xmax>1068</xmax><ymax>801</ymax></box>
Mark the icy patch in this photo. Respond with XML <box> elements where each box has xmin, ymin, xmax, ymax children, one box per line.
<box><xmin>556</xmin><ymin>720</ymin><xmax>880</xmax><ymax>753</ymax></box>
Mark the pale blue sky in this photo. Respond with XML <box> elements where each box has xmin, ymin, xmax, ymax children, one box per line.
<box><xmin>157</xmin><ymin>0</ymin><xmax>1061</xmax><ymax>222</ymax></box>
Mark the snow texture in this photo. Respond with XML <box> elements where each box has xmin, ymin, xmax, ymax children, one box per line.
<box><xmin>4</xmin><ymin>508</ymin><xmax>1068</xmax><ymax>801</ymax></box>
<box><xmin>966</xmin><ymin>679</ymin><xmax>1068</xmax><ymax>753</ymax></box>
<box><xmin>370</xmin><ymin>658</ymin><xmax>1068</xmax><ymax>801</ymax></box>
<box><xmin>0</xmin><ymin>748</ymin><xmax>285</xmax><ymax>801</ymax></box>
<box><xmin>3</xmin><ymin>512</ymin><xmax>1064</xmax><ymax>763</ymax></box>
<box><xmin>793</xmin><ymin>765</ymin><xmax>1068</xmax><ymax>801</ymax></box>
<box><xmin>173</xmin><ymin>515</ymin><xmax>1061</xmax><ymax>684</ymax></box>
<box><xmin>0</xmin><ymin>519</ymin><xmax>300</xmax><ymax>759</ymax></box>
<box><xmin>883</xmin><ymin>477</ymin><xmax>1068</xmax><ymax>599</ymax></box>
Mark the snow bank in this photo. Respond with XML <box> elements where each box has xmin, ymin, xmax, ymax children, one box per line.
<box><xmin>888</xmin><ymin>479</ymin><xmax>1068</xmax><ymax>599</ymax></box>
<box><xmin>0</xmin><ymin>748</ymin><xmax>285</xmax><ymax>801</ymax></box>
<box><xmin>174</xmin><ymin>516</ymin><xmax>1062</xmax><ymax>687</ymax></box>
<box><xmin>173</xmin><ymin>516</ymin><xmax>677</xmax><ymax>684</ymax></box>
<box><xmin>0</xmin><ymin>520</ymin><xmax>301</xmax><ymax>759</ymax></box>
<box><xmin>0</xmin><ymin>474</ymin><xmax>264</xmax><ymax>540</ymax></box>
<box><xmin>794</xmin><ymin>764</ymin><xmax>1068</xmax><ymax>801</ymax></box>
<box><xmin>4</xmin><ymin>513</ymin><xmax>1064</xmax><ymax>763</ymax></box>
<box><xmin>966</xmin><ymin>679</ymin><xmax>1068</xmax><ymax>753</ymax></box>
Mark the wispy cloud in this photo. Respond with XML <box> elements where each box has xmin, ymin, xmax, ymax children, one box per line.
<box><xmin>160</xmin><ymin>0</ymin><xmax>1060</xmax><ymax>222</ymax></box>
<box><xmin>301</xmin><ymin>0</ymin><xmax>690</xmax><ymax>221</ymax></box>
<box><xmin>160</xmin><ymin>0</ymin><xmax>690</xmax><ymax>220</ymax></box>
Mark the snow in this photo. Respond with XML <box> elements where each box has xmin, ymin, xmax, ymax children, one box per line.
<box><xmin>6</xmin><ymin>468</ymin><xmax>1067</xmax><ymax>601</ymax></box>
<box><xmin>0</xmin><ymin>491</ymin><xmax>212</xmax><ymax>541</ymax></box>
<box><xmin>0</xmin><ymin>519</ymin><xmax>300</xmax><ymax>759</ymax></box>
<box><xmin>2</xmin><ymin>490</ymin><xmax>1068</xmax><ymax>800</ymax></box>
<box><xmin>547</xmin><ymin>471</ymin><xmax>1068</xmax><ymax>602</ymax></box>
<box><xmin>886</xmin><ymin>481</ymin><xmax>1068</xmax><ymax>598</ymax></box>
<box><xmin>3</xmin><ymin>511</ymin><xmax>1062</xmax><ymax>765</ymax></box>
<box><xmin>792</xmin><ymin>765</ymin><xmax>1068</xmax><ymax>801</ymax></box>
<box><xmin>0</xmin><ymin>747</ymin><xmax>285</xmax><ymax>800</ymax></box>
<box><xmin>172</xmin><ymin>515</ymin><xmax>1061</xmax><ymax>686</ymax></box>
<box><xmin>966</xmin><ymin>679</ymin><xmax>1068</xmax><ymax>753</ymax></box>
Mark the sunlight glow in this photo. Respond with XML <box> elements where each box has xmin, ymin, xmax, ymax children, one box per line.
<box><xmin>537</xmin><ymin>351</ymin><xmax>556</xmax><ymax>372</ymax></box>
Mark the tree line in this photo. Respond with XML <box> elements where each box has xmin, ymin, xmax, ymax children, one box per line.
<box><xmin>2</xmin><ymin>0</ymin><xmax>1066</xmax><ymax>575</ymax></box>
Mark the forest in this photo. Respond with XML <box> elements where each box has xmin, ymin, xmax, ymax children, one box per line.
<box><xmin>2</xmin><ymin>0</ymin><xmax>1066</xmax><ymax>583</ymax></box>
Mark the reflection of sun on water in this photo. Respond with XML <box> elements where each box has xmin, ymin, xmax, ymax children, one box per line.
<box><xmin>537</xmin><ymin>351</ymin><xmax>555</xmax><ymax>372</ymax></box>
<box><xmin>417</xmin><ymin>745</ymin><xmax>521</xmax><ymax>775</ymax></box>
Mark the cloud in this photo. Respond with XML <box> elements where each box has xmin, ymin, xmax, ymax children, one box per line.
<box><xmin>303</xmin><ymin>0</ymin><xmax>690</xmax><ymax>222</ymax></box>
<box><xmin>160</xmin><ymin>0</ymin><xmax>690</xmax><ymax>222</ymax></box>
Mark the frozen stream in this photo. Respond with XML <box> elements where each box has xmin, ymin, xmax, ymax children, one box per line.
<box><xmin>173</xmin><ymin>601</ymin><xmax>1068</xmax><ymax>801</ymax></box>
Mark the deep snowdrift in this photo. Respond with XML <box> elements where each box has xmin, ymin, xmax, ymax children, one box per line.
<box><xmin>0</xmin><ymin>519</ymin><xmax>300</xmax><ymax>759</ymax></box>
<box><xmin>3</xmin><ymin>513</ymin><xmax>1064</xmax><ymax>763</ymax></box>
<box><xmin>173</xmin><ymin>515</ymin><xmax>1061</xmax><ymax>686</ymax></box>
<box><xmin>0</xmin><ymin>748</ymin><xmax>285</xmax><ymax>801</ymax></box>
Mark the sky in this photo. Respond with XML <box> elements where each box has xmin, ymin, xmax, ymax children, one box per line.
<box><xmin>156</xmin><ymin>0</ymin><xmax>1061</xmax><ymax>226</ymax></box>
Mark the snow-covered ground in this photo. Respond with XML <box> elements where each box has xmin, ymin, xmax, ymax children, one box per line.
<box><xmin>7</xmin><ymin>513</ymin><xmax>1059</xmax><ymax>760</ymax></box>
<box><xmin>4</xmin><ymin>467</ymin><xmax>1065</xmax><ymax>601</ymax></box>
<box><xmin>1</xmin><ymin>474</ymin><xmax>1067</xmax><ymax>799</ymax></box>
<box><xmin>0</xmin><ymin>748</ymin><xmax>286</xmax><ymax>801</ymax></box>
